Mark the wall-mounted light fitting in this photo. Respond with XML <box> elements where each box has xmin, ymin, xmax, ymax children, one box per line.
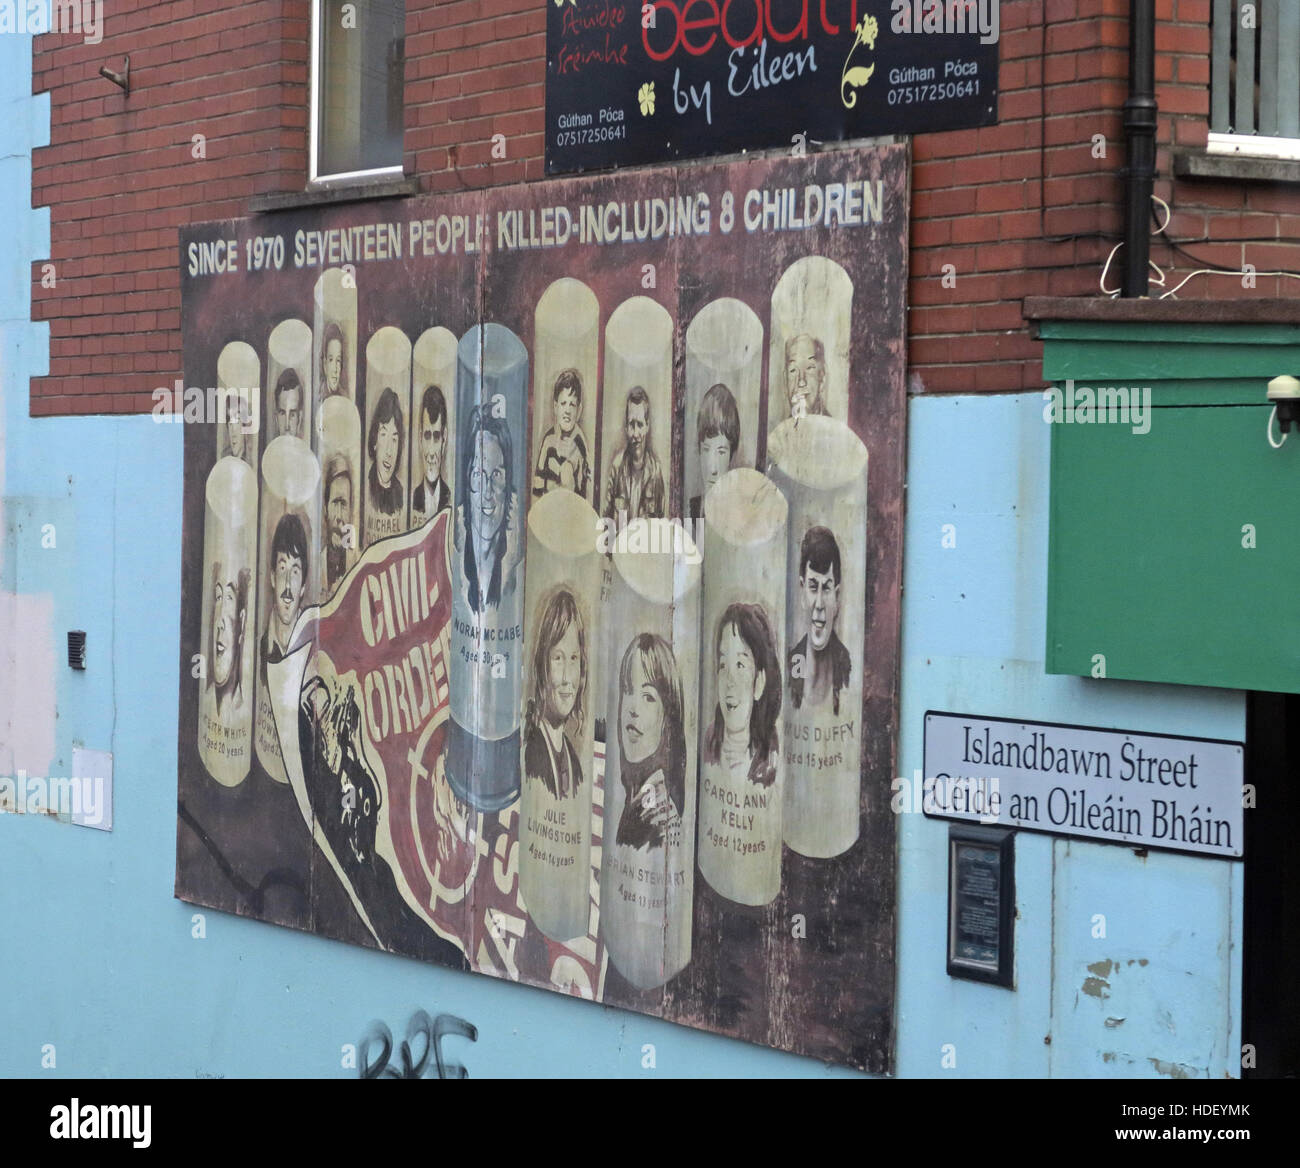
<box><xmin>1266</xmin><ymin>375</ymin><xmax>1300</xmax><ymax>449</ymax></box>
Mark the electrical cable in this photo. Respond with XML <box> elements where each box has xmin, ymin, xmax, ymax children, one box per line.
<box><xmin>1267</xmin><ymin>405</ymin><xmax>1287</xmax><ymax>449</ymax></box>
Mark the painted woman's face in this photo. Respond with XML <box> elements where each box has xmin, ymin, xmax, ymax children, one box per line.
<box><xmin>546</xmin><ymin>620</ymin><xmax>581</xmax><ymax>725</ymax></box>
<box><xmin>620</xmin><ymin>652</ymin><xmax>664</xmax><ymax>766</ymax></box>
<box><xmin>717</xmin><ymin>622</ymin><xmax>762</xmax><ymax>738</ymax></box>
<box><xmin>376</xmin><ymin>419</ymin><xmax>400</xmax><ymax>488</ymax></box>
<box><xmin>469</xmin><ymin>431</ymin><xmax>507</xmax><ymax>544</ymax></box>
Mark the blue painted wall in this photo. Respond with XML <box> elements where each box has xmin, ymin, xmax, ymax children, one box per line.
<box><xmin>0</xmin><ymin>30</ymin><xmax>1244</xmax><ymax>1078</ymax></box>
<box><xmin>897</xmin><ymin>394</ymin><xmax>1243</xmax><ymax>1079</ymax></box>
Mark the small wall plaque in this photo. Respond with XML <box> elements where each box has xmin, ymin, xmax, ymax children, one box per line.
<box><xmin>947</xmin><ymin>824</ymin><xmax>1014</xmax><ymax>988</ymax></box>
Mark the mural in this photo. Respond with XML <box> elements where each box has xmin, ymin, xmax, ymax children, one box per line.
<box><xmin>176</xmin><ymin>148</ymin><xmax>907</xmax><ymax>1071</ymax></box>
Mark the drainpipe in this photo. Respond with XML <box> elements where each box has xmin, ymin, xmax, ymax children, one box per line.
<box><xmin>1122</xmin><ymin>0</ymin><xmax>1157</xmax><ymax>297</ymax></box>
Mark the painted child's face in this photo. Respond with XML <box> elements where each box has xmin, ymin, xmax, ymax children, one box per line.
<box><xmin>555</xmin><ymin>386</ymin><xmax>579</xmax><ymax>434</ymax></box>
<box><xmin>717</xmin><ymin>622</ymin><xmax>762</xmax><ymax>738</ymax></box>
<box><xmin>699</xmin><ymin>434</ymin><xmax>732</xmax><ymax>492</ymax></box>
<box><xmin>800</xmin><ymin>563</ymin><xmax>840</xmax><ymax>652</ymax></box>
<box><xmin>620</xmin><ymin>652</ymin><xmax>664</xmax><ymax>766</ymax></box>
<box><xmin>546</xmin><ymin>620</ymin><xmax>581</xmax><ymax>724</ymax></box>
<box><xmin>324</xmin><ymin>338</ymin><xmax>343</xmax><ymax>393</ymax></box>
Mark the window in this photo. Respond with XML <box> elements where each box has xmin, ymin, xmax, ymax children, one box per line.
<box><xmin>1209</xmin><ymin>0</ymin><xmax>1300</xmax><ymax>160</ymax></box>
<box><xmin>311</xmin><ymin>0</ymin><xmax>406</xmax><ymax>184</ymax></box>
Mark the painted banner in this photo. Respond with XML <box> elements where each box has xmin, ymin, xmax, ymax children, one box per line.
<box><xmin>176</xmin><ymin>146</ymin><xmax>906</xmax><ymax>1071</ymax></box>
<box><xmin>546</xmin><ymin>0</ymin><xmax>999</xmax><ymax>174</ymax></box>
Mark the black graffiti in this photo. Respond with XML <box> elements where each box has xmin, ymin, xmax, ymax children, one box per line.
<box><xmin>359</xmin><ymin>1009</ymin><xmax>477</xmax><ymax>1079</ymax></box>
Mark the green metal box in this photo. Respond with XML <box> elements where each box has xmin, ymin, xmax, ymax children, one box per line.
<box><xmin>1033</xmin><ymin>304</ymin><xmax>1300</xmax><ymax>694</ymax></box>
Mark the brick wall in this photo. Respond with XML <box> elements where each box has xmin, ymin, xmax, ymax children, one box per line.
<box><xmin>28</xmin><ymin>0</ymin><xmax>1300</xmax><ymax>414</ymax></box>
<box><xmin>30</xmin><ymin>0</ymin><xmax>310</xmax><ymax>415</ymax></box>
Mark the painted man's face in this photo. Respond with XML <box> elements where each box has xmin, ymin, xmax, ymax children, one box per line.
<box><xmin>546</xmin><ymin>621</ymin><xmax>582</xmax><ymax>725</ymax></box>
<box><xmin>699</xmin><ymin>435</ymin><xmax>732</xmax><ymax>493</ymax></box>
<box><xmin>375</xmin><ymin>419</ymin><xmax>400</xmax><ymax>488</ymax></box>
<box><xmin>469</xmin><ymin>431</ymin><xmax>507</xmax><ymax>544</ymax></box>
<box><xmin>785</xmin><ymin>336</ymin><xmax>825</xmax><ymax>418</ymax></box>
<box><xmin>212</xmin><ymin>572</ymin><xmax>241</xmax><ymax>688</ymax></box>
<box><xmin>324</xmin><ymin>338</ymin><xmax>343</xmax><ymax>395</ymax></box>
<box><xmin>717</xmin><ymin>622</ymin><xmax>762</xmax><ymax>739</ymax></box>
<box><xmin>555</xmin><ymin>387</ymin><xmax>579</xmax><ymax>435</ymax></box>
<box><xmin>625</xmin><ymin>400</ymin><xmax>648</xmax><ymax>462</ymax></box>
<box><xmin>327</xmin><ymin>475</ymin><xmax>352</xmax><ymax>549</ymax></box>
<box><xmin>800</xmin><ymin>563</ymin><xmax>840</xmax><ymax>653</ymax></box>
<box><xmin>421</xmin><ymin>407</ymin><xmax>445</xmax><ymax>487</ymax></box>
<box><xmin>273</xmin><ymin>549</ymin><xmax>306</xmax><ymax>630</ymax></box>
<box><xmin>620</xmin><ymin>653</ymin><xmax>664</xmax><ymax>766</ymax></box>
<box><xmin>277</xmin><ymin>384</ymin><xmax>302</xmax><ymax>438</ymax></box>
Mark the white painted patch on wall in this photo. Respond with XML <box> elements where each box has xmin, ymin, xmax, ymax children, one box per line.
<box><xmin>71</xmin><ymin>746</ymin><xmax>112</xmax><ymax>830</ymax></box>
<box><xmin>0</xmin><ymin>346</ymin><xmax>58</xmax><ymax>783</ymax></box>
<box><xmin>0</xmin><ymin>590</ymin><xmax>57</xmax><ymax>779</ymax></box>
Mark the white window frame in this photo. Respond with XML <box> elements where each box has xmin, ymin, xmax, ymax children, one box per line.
<box><xmin>309</xmin><ymin>0</ymin><xmax>405</xmax><ymax>187</ymax></box>
<box><xmin>1206</xmin><ymin>131</ymin><xmax>1300</xmax><ymax>163</ymax></box>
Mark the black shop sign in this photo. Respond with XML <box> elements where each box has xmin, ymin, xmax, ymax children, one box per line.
<box><xmin>546</xmin><ymin>0</ymin><xmax>1000</xmax><ymax>174</ymax></box>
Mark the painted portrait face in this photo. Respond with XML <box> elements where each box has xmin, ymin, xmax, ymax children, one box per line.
<box><xmin>327</xmin><ymin>473</ymin><xmax>352</xmax><ymax>549</ymax></box>
<box><xmin>545</xmin><ymin>620</ymin><xmax>582</xmax><ymax>725</ymax></box>
<box><xmin>620</xmin><ymin>652</ymin><xmax>664</xmax><ymax>766</ymax></box>
<box><xmin>717</xmin><ymin>621</ymin><xmax>763</xmax><ymax>738</ymax></box>
<box><xmin>212</xmin><ymin>571</ymin><xmax>240</xmax><ymax>688</ymax></box>
<box><xmin>273</xmin><ymin>547</ymin><xmax>306</xmax><ymax>629</ymax></box>
<box><xmin>421</xmin><ymin>407</ymin><xmax>445</xmax><ymax>486</ymax></box>
<box><xmin>375</xmin><ymin>418</ymin><xmax>400</xmax><ymax>488</ymax></box>
<box><xmin>625</xmin><ymin>399</ymin><xmax>649</xmax><ymax>461</ymax></box>
<box><xmin>699</xmin><ymin>434</ymin><xmax>732</xmax><ymax>492</ymax></box>
<box><xmin>226</xmin><ymin>401</ymin><xmax>246</xmax><ymax>460</ymax></box>
<box><xmin>801</xmin><ymin>562</ymin><xmax>840</xmax><ymax>652</ymax></box>
<box><xmin>468</xmin><ymin>430</ymin><xmax>507</xmax><ymax>544</ymax></box>
<box><xmin>555</xmin><ymin>385</ymin><xmax>579</xmax><ymax>435</ymax></box>
<box><xmin>277</xmin><ymin>383</ymin><xmax>302</xmax><ymax>438</ymax></box>
<box><xmin>324</xmin><ymin>338</ymin><xmax>343</xmax><ymax>395</ymax></box>
<box><xmin>785</xmin><ymin>336</ymin><xmax>825</xmax><ymax>418</ymax></box>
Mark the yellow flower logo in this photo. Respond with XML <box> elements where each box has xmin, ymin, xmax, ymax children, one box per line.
<box><xmin>638</xmin><ymin>82</ymin><xmax>655</xmax><ymax>116</ymax></box>
<box><xmin>840</xmin><ymin>14</ymin><xmax>878</xmax><ymax>109</ymax></box>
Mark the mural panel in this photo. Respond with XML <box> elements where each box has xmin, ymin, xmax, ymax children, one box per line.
<box><xmin>176</xmin><ymin>148</ymin><xmax>906</xmax><ymax>1070</ymax></box>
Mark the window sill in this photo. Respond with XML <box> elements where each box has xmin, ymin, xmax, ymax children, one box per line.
<box><xmin>249</xmin><ymin>176</ymin><xmax>421</xmax><ymax>215</ymax></box>
<box><xmin>1024</xmin><ymin>295</ymin><xmax>1300</xmax><ymax>329</ymax></box>
<box><xmin>1172</xmin><ymin>149</ymin><xmax>1300</xmax><ymax>184</ymax></box>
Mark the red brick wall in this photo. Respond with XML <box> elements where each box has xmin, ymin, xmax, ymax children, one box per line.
<box><xmin>30</xmin><ymin>0</ymin><xmax>311</xmax><ymax>415</ymax></box>
<box><xmin>28</xmin><ymin>0</ymin><xmax>1300</xmax><ymax>414</ymax></box>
